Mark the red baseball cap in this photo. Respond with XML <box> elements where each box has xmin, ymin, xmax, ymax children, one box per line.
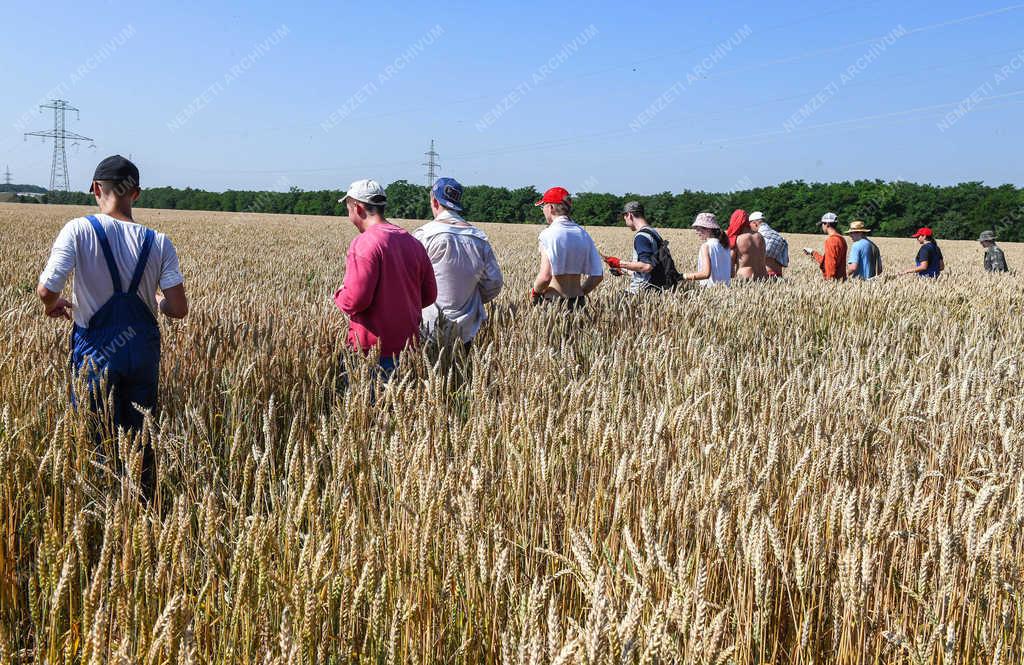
<box><xmin>535</xmin><ymin>186</ymin><xmax>571</xmax><ymax>207</ymax></box>
<box><xmin>911</xmin><ymin>227</ymin><xmax>933</xmax><ymax>238</ymax></box>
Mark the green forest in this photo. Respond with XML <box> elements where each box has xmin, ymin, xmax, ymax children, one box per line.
<box><xmin>21</xmin><ymin>179</ymin><xmax>1024</xmax><ymax>241</ymax></box>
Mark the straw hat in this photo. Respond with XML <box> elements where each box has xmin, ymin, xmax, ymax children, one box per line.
<box><xmin>846</xmin><ymin>220</ymin><xmax>872</xmax><ymax>234</ymax></box>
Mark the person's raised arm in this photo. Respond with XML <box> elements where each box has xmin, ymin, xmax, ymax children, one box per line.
<box><xmin>810</xmin><ymin>247</ymin><xmax>825</xmax><ymax>271</ymax></box>
<box><xmin>613</xmin><ymin>233</ymin><xmax>655</xmax><ymax>273</ymax></box>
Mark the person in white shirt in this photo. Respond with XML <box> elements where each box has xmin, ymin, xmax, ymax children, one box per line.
<box><xmin>37</xmin><ymin>155</ymin><xmax>188</xmax><ymax>501</ymax></box>
<box><xmin>414</xmin><ymin>177</ymin><xmax>503</xmax><ymax>347</ymax></box>
<box><xmin>531</xmin><ymin>187</ymin><xmax>604</xmax><ymax>308</ymax></box>
<box><xmin>681</xmin><ymin>212</ymin><xmax>732</xmax><ymax>287</ymax></box>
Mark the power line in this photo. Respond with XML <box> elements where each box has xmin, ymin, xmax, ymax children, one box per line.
<box><xmin>3</xmin><ymin>165</ymin><xmax>10</xmax><ymax>186</ymax></box>
<box><xmin>23</xmin><ymin>100</ymin><xmax>93</xmax><ymax>191</ymax></box>
<box><xmin>180</xmin><ymin>2</ymin><xmax>1024</xmax><ymax>140</ymax></box>
<box><xmin>423</xmin><ymin>139</ymin><xmax>440</xmax><ymax>188</ymax></box>
<box><xmin>176</xmin><ymin>87</ymin><xmax>1024</xmax><ymax>179</ymax></box>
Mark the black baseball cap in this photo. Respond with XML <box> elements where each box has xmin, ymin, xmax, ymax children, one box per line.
<box><xmin>89</xmin><ymin>155</ymin><xmax>140</xmax><ymax>191</ymax></box>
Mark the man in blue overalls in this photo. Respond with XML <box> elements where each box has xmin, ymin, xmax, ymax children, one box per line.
<box><xmin>37</xmin><ymin>155</ymin><xmax>189</xmax><ymax>501</ymax></box>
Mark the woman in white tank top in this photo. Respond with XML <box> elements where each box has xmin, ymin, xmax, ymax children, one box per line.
<box><xmin>681</xmin><ymin>212</ymin><xmax>732</xmax><ymax>286</ymax></box>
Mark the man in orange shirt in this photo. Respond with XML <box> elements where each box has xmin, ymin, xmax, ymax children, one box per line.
<box><xmin>804</xmin><ymin>212</ymin><xmax>847</xmax><ymax>280</ymax></box>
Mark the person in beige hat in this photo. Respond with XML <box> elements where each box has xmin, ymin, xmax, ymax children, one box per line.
<box><xmin>681</xmin><ymin>212</ymin><xmax>731</xmax><ymax>286</ymax></box>
<box><xmin>845</xmin><ymin>220</ymin><xmax>882</xmax><ymax>279</ymax></box>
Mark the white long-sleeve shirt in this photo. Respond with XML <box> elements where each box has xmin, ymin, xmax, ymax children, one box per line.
<box><xmin>414</xmin><ymin>211</ymin><xmax>503</xmax><ymax>343</ymax></box>
<box><xmin>38</xmin><ymin>214</ymin><xmax>184</xmax><ymax>328</ymax></box>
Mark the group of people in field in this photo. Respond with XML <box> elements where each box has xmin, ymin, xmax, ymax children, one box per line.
<box><xmin>35</xmin><ymin>156</ymin><xmax>1013</xmax><ymax>499</ymax></box>
<box><xmin>608</xmin><ymin>205</ymin><xmax>1010</xmax><ymax>288</ymax></box>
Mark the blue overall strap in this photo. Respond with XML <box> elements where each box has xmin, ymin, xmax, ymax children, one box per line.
<box><xmin>128</xmin><ymin>229</ymin><xmax>156</xmax><ymax>295</ymax></box>
<box><xmin>85</xmin><ymin>215</ymin><xmax>123</xmax><ymax>293</ymax></box>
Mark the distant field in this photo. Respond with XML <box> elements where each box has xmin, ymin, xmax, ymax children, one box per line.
<box><xmin>3</xmin><ymin>203</ymin><xmax>1023</xmax><ymax>663</ymax></box>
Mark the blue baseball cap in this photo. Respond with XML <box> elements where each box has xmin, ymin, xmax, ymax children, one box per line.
<box><xmin>431</xmin><ymin>177</ymin><xmax>464</xmax><ymax>212</ymax></box>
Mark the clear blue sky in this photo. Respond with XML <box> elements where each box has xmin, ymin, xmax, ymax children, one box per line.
<box><xmin>2</xmin><ymin>0</ymin><xmax>1022</xmax><ymax>194</ymax></box>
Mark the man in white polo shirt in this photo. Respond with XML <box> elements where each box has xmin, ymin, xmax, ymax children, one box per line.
<box><xmin>37</xmin><ymin>155</ymin><xmax>188</xmax><ymax>501</ymax></box>
<box><xmin>530</xmin><ymin>186</ymin><xmax>604</xmax><ymax>308</ymax></box>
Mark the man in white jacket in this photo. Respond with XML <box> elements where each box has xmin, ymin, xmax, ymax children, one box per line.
<box><xmin>414</xmin><ymin>177</ymin><xmax>503</xmax><ymax>348</ymax></box>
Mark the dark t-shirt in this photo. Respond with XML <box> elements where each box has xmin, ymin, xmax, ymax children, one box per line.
<box><xmin>630</xmin><ymin>229</ymin><xmax>659</xmax><ymax>291</ymax></box>
<box><xmin>916</xmin><ymin>242</ymin><xmax>943</xmax><ymax>278</ymax></box>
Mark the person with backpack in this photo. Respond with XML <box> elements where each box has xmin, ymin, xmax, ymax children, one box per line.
<box><xmin>603</xmin><ymin>201</ymin><xmax>680</xmax><ymax>291</ymax></box>
<box><xmin>845</xmin><ymin>220</ymin><xmax>883</xmax><ymax>279</ymax></box>
<box><xmin>36</xmin><ymin>155</ymin><xmax>189</xmax><ymax>502</ymax></box>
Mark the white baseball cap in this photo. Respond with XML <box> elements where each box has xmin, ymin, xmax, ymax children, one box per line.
<box><xmin>821</xmin><ymin>212</ymin><xmax>838</xmax><ymax>224</ymax></box>
<box><xmin>749</xmin><ymin>211</ymin><xmax>765</xmax><ymax>222</ymax></box>
<box><xmin>338</xmin><ymin>178</ymin><xmax>387</xmax><ymax>205</ymax></box>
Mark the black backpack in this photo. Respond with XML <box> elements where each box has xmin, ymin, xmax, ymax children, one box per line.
<box><xmin>637</xmin><ymin>228</ymin><xmax>682</xmax><ymax>290</ymax></box>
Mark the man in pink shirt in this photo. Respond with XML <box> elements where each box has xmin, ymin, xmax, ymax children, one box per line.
<box><xmin>334</xmin><ymin>179</ymin><xmax>437</xmax><ymax>380</ymax></box>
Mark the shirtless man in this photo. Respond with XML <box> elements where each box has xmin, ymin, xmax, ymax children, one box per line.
<box><xmin>531</xmin><ymin>186</ymin><xmax>604</xmax><ymax>307</ymax></box>
<box><xmin>728</xmin><ymin>210</ymin><xmax>768</xmax><ymax>280</ymax></box>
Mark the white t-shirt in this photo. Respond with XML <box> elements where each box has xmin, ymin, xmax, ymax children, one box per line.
<box><xmin>538</xmin><ymin>217</ymin><xmax>603</xmax><ymax>277</ymax></box>
<box><xmin>697</xmin><ymin>238</ymin><xmax>732</xmax><ymax>287</ymax></box>
<box><xmin>38</xmin><ymin>214</ymin><xmax>184</xmax><ymax>328</ymax></box>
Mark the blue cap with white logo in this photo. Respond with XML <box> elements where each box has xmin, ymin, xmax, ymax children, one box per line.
<box><xmin>431</xmin><ymin>177</ymin><xmax>464</xmax><ymax>212</ymax></box>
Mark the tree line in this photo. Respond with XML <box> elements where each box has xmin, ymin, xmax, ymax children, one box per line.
<box><xmin>25</xmin><ymin>179</ymin><xmax>1024</xmax><ymax>241</ymax></box>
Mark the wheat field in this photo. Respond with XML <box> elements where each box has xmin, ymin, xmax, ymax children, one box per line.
<box><xmin>2</xmin><ymin>203</ymin><xmax>1023</xmax><ymax>664</ymax></box>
